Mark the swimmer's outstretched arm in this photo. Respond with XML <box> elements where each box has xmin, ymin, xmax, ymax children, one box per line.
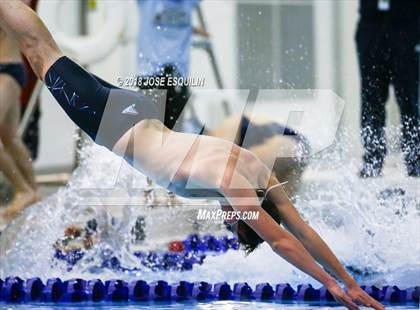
<box><xmin>221</xmin><ymin>177</ymin><xmax>359</xmax><ymax>310</ymax></box>
<box><xmin>115</xmin><ymin>119</ymin><xmax>384</xmax><ymax>310</ymax></box>
<box><xmin>266</xmin><ymin>183</ymin><xmax>385</xmax><ymax>310</ymax></box>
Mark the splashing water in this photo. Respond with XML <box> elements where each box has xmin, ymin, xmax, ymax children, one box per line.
<box><xmin>0</xmin><ymin>132</ymin><xmax>418</xmax><ymax>288</ymax></box>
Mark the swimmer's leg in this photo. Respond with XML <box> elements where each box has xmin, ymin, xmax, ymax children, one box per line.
<box><xmin>0</xmin><ymin>139</ymin><xmax>40</xmax><ymax>220</ymax></box>
<box><xmin>0</xmin><ymin>140</ymin><xmax>33</xmax><ymax>202</ymax></box>
<box><xmin>0</xmin><ymin>75</ymin><xmax>40</xmax><ymax>220</ymax></box>
<box><xmin>0</xmin><ymin>2</ymin><xmax>160</xmax><ymax>150</ymax></box>
<box><xmin>0</xmin><ymin>0</ymin><xmax>63</xmax><ymax>80</ymax></box>
<box><xmin>0</xmin><ymin>83</ymin><xmax>38</xmax><ymax>191</ymax></box>
<box><xmin>44</xmin><ymin>56</ymin><xmax>160</xmax><ymax>149</ymax></box>
<box><xmin>0</xmin><ymin>2</ymin><xmax>138</xmax><ymax>147</ymax></box>
<box><xmin>43</xmin><ymin>56</ymin><xmax>110</xmax><ymax>144</ymax></box>
<box><xmin>1</xmin><ymin>127</ymin><xmax>38</xmax><ymax>191</ymax></box>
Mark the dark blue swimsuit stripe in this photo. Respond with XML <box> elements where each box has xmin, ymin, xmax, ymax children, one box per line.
<box><xmin>0</xmin><ymin>63</ymin><xmax>27</xmax><ymax>88</ymax></box>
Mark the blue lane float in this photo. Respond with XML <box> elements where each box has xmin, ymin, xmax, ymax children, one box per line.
<box><xmin>0</xmin><ymin>277</ymin><xmax>418</xmax><ymax>305</ymax></box>
<box><xmin>54</xmin><ymin>234</ymin><xmax>239</xmax><ymax>272</ymax></box>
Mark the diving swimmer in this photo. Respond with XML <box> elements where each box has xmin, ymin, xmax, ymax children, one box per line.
<box><xmin>0</xmin><ymin>2</ymin><xmax>385</xmax><ymax>309</ymax></box>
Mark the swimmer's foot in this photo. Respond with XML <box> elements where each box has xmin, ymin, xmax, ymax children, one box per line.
<box><xmin>1</xmin><ymin>190</ymin><xmax>41</xmax><ymax>221</ymax></box>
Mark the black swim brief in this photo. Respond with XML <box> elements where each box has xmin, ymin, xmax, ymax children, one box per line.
<box><xmin>0</xmin><ymin>63</ymin><xmax>27</xmax><ymax>88</ymax></box>
<box><xmin>44</xmin><ymin>56</ymin><xmax>162</xmax><ymax>149</ymax></box>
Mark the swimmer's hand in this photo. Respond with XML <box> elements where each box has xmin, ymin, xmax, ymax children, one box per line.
<box><xmin>347</xmin><ymin>284</ymin><xmax>386</xmax><ymax>310</ymax></box>
<box><xmin>327</xmin><ymin>282</ymin><xmax>360</xmax><ymax>310</ymax></box>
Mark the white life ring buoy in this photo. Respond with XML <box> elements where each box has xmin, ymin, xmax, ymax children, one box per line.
<box><xmin>37</xmin><ymin>0</ymin><xmax>127</xmax><ymax>65</ymax></box>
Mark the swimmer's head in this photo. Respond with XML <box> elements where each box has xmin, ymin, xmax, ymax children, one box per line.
<box><xmin>233</xmin><ymin>198</ymin><xmax>282</xmax><ymax>254</ymax></box>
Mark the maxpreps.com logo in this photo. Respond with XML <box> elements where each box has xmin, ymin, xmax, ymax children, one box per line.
<box><xmin>196</xmin><ymin>209</ymin><xmax>259</xmax><ymax>221</ymax></box>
